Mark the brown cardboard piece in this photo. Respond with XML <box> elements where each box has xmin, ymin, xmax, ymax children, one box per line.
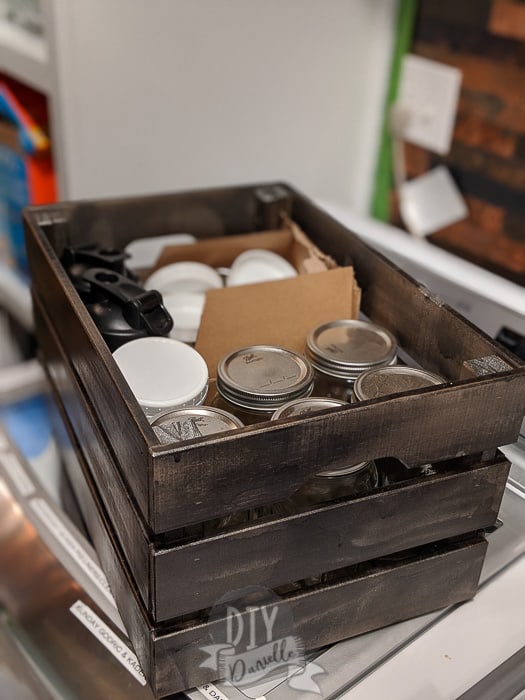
<box><xmin>152</xmin><ymin>218</ymin><xmax>360</xmax><ymax>378</ymax></box>
<box><xmin>196</xmin><ymin>266</ymin><xmax>360</xmax><ymax>379</ymax></box>
<box><xmin>152</xmin><ymin>217</ymin><xmax>337</xmax><ymax>274</ymax></box>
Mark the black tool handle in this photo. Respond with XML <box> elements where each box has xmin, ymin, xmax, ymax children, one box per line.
<box><xmin>82</xmin><ymin>268</ymin><xmax>173</xmax><ymax>336</ymax></box>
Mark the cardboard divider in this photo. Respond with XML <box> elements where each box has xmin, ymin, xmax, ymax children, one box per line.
<box><xmin>152</xmin><ymin>217</ymin><xmax>338</xmax><ymax>274</ymax></box>
<box><xmin>149</xmin><ymin>215</ymin><xmax>361</xmax><ymax>379</ymax></box>
<box><xmin>196</xmin><ymin>266</ymin><xmax>359</xmax><ymax>379</ymax></box>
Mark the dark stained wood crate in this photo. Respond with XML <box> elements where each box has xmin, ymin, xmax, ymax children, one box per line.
<box><xmin>37</xmin><ymin>286</ymin><xmax>510</xmax><ymax>623</ymax></box>
<box><xmin>30</xmin><ymin>183</ymin><xmax>515</xmax><ymax>697</ymax></box>
<box><xmin>23</xmin><ymin>183</ymin><xmax>525</xmax><ymax>534</ymax></box>
<box><xmin>54</xmin><ymin>382</ymin><xmax>489</xmax><ymax>698</ymax></box>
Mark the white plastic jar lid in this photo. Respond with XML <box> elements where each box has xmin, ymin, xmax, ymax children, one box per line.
<box><xmin>145</xmin><ymin>261</ymin><xmax>223</xmax><ymax>296</ymax></box>
<box><xmin>113</xmin><ymin>337</ymin><xmax>208</xmax><ymax>415</ymax></box>
<box><xmin>226</xmin><ymin>249</ymin><xmax>297</xmax><ymax>287</ymax></box>
<box><xmin>163</xmin><ymin>291</ymin><xmax>206</xmax><ymax>344</ymax></box>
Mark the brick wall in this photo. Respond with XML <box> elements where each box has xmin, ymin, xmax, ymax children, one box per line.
<box><xmin>392</xmin><ymin>0</ymin><xmax>525</xmax><ymax>285</ymax></box>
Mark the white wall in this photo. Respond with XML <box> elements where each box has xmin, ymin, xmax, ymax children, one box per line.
<box><xmin>51</xmin><ymin>0</ymin><xmax>397</xmax><ymax>213</ymax></box>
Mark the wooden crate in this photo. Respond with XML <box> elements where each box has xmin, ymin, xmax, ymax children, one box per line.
<box><xmin>30</xmin><ymin>183</ymin><xmax>516</xmax><ymax>697</ymax></box>
<box><xmin>24</xmin><ymin>183</ymin><xmax>525</xmax><ymax>536</ymax></box>
<box><xmin>36</xmin><ymin>289</ymin><xmax>509</xmax><ymax>623</ymax></box>
<box><xmin>52</xmin><ymin>379</ymin><xmax>488</xmax><ymax>698</ymax></box>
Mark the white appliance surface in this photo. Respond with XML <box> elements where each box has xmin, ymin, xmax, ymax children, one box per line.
<box><xmin>341</xmin><ymin>445</ymin><xmax>525</xmax><ymax>700</ymax></box>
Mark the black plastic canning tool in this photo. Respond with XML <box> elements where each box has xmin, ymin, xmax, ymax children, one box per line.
<box><xmin>79</xmin><ymin>268</ymin><xmax>173</xmax><ymax>350</ymax></box>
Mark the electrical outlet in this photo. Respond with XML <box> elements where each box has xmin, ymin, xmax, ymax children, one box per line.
<box><xmin>396</xmin><ymin>54</ymin><xmax>462</xmax><ymax>155</ymax></box>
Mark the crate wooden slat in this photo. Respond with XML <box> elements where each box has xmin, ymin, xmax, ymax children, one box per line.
<box><xmin>24</xmin><ymin>184</ymin><xmax>525</xmax><ymax>534</ymax></box>
<box><xmin>36</xmin><ymin>293</ymin><xmax>510</xmax><ymax>623</ymax></box>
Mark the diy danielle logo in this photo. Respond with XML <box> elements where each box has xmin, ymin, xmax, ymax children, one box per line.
<box><xmin>200</xmin><ymin>586</ymin><xmax>324</xmax><ymax>693</ymax></box>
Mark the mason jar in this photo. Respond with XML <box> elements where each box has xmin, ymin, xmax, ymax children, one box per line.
<box><xmin>151</xmin><ymin>406</ymin><xmax>243</xmax><ymax>541</ymax></box>
<box><xmin>353</xmin><ymin>365</ymin><xmax>446</xmax><ymax>476</ymax></box>
<box><xmin>271</xmin><ymin>395</ymin><xmax>377</xmax><ymax>506</ymax></box>
<box><xmin>211</xmin><ymin>345</ymin><xmax>315</xmax><ymax>425</ymax></box>
<box><xmin>352</xmin><ymin>365</ymin><xmax>445</xmax><ymax>402</ymax></box>
<box><xmin>272</xmin><ymin>394</ymin><xmax>376</xmax><ymax>588</ymax></box>
<box><xmin>290</xmin><ymin>460</ymin><xmax>379</xmax><ymax>508</ymax></box>
<box><xmin>287</xmin><ymin>454</ymin><xmax>378</xmax><ymax>588</ymax></box>
<box><xmin>306</xmin><ymin>319</ymin><xmax>397</xmax><ymax>402</ymax></box>
<box><xmin>151</xmin><ymin>406</ymin><xmax>243</xmax><ymax>444</ymax></box>
<box><xmin>205</xmin><ymin>343</ymin><xmax>316</xmax><ymax>529</ymax></box>
<box><xmin>112</xmin><ymin>336</ymin><xmax>209</xmax><ymax>421</ymax></box>
<box><xmin>274</xmin><ymin>396</ymin><xmax>377</xmax><ymax>587</ymax></box>
<box><xmin>271</xmin><ymin>396</ymin><xmax>348</xmax><ymax>420</ymax></box>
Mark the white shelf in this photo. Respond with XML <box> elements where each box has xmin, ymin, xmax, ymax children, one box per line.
<box><xmin>0</xmin><ymin>19</ymin><xmax>50</xmax><ymax>93</ymax></box>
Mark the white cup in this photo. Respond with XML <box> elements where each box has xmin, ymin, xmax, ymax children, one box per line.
<box><xmin>112</xmin><ymin>336</ymin><xmax>209</xmax><ymax>421</ymax></box>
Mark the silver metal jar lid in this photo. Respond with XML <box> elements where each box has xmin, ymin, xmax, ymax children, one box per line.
<box><xmin>217</xmin><ymin>345</ymin><xmax>314</xmax><ymax>412</ymax></box>
<box><xmin>306</xmin><ymin>320</ymin><xmax>397</xmax><ymax>380</ymax></box>
<box><xmin>353</xmin><ymin>365</ymin><xmax>445</xmax><ymax>402</ymax></box>
<box><xmin>271</xmin><ymin>397</ymin><xmax>347</xmax><ymax>420</ymax></box>
<box><xmin>151</xmin><ymin>406</ymin><xmax>244</xmax><ymax>444</ymax></box>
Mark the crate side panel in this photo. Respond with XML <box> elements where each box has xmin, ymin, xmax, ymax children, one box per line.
<box><xmin>153</xmin><ymin>538</ymin><xmax>487</xmax><ymax>697</ymax></box>
<box><xmin>34</xmin><ymin>183</ymin><xmax>272</xmax><ymax>253</ymax></box>
<box><xmin>288</xmin><ymin>537</ymin><xmax>487</xmax><ymax>650</ymax></box>
<box><xmin>48</xmin><ymin>335</ymin><xmax>508</xmax><ymax>624</ymax></box>
<box><xmin>153</xmin><ymin>457</ymin><xmax>507</xmax><ymax>620</ymax></box>
<box><xmin>291</xmin><ymin>194</ymin><xmax>523</xmax><ymax>378</ymax></box>
<box><xmin>34</xmin><ymin>296</ymin><xmax>152</xmax><ymax>609</ymax></box>
<box><xmin>67</xmin><ymin>442</ymin><xmax>487</xmax><ymax>700</ymax></box>
<box><xmin>25</xmin><ymin>223</ymin><xmax>152</xmax><ymax>520</ymax></box>
<box><xmin>63</xmin><ymin>432</ymin><xmax>155</xmax><ymax>687</ymax></box>
<box><xmin>37</xmin><ymin>282</ymin><xmax>510</xmax><ymax>623</ymax></box>
<box><xmin>152</xmin><ymin>374</ymin><xmax>523</xmax><ymax>531</ymax></box>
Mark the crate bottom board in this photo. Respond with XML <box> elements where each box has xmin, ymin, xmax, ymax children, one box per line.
<box><xmin>61</xmin><ymin>402</ymin><xmax>488</xmax><ymax>698</ymax></box>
